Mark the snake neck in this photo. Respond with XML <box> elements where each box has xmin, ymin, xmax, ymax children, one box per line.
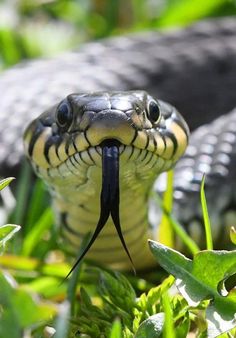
<box><xmin>44</xmin><ymin>145</ymin><xmax>168</xmax><ymax>270</ymax></box>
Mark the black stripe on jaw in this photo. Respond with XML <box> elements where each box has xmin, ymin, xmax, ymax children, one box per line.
<box><xmin>162</xmin><ymin>130</ymin><xmax>178</xmax><ymax>156</ymax></box>
<box><xmin>65</xmin><ymin>139</ymin><xmax>135</xmax><ymax>279</ymax></box>
<box><xmin>172</xmin><ymin>114</ymin><xmax>189</xmax><ymax>141</ymax></box>
<box><xmin>44</xmin><ymin>135</ymin><xmax>61</xmax><ymax>165</ymax></box>
<box><xmin>28</xmin><ymin>120</ymin><xmax>44</xmax><ymax>157</ymax></box>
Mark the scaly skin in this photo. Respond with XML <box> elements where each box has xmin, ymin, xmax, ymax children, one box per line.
<box><xmin>1</xmin><ymin>18</ymin><xmax>236</xmax><ymax>261</ymax></box>
<box><xmin>24</xmin><ymin>91</ymin><xmax>189</xmax><ymax>269</ymax></box>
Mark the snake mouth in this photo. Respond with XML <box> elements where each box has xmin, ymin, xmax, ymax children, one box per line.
<box><xmin>66</xmin><ymin>139</ymin><xmax>135</xmax><ymax>277</ymax></box>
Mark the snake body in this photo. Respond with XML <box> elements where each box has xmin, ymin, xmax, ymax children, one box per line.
<box><xmin>1</xmin><ymin>17</ymin><xmax>236</xmax><ymax>268</ymax></box>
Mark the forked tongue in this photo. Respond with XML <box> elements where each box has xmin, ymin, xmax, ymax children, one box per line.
<box><xmin>65</xmin><ymin>140</ymin><xmax>135</xmax><ymax>279</ymax></box>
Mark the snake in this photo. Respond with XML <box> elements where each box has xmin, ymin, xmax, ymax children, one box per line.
<box><xmin>23</xmin><ymin>91</ymin><xmax>188</xmax><ymax>271</ymax></box>
<box><xmin>1</xmin><ymin>17</ymin><xmax>236</xmax><ymax>271</ymax></box>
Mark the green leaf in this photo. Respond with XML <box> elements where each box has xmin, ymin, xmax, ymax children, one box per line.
<box><xmin>135</xmin><ymin>313</ymin><xmax>165</xmax><ymax>338</ymax></box>
<box><xmin>0</xmin><ymin>177</ymin><xmax>15</xmax><ymax>191</ymax></box>
<box><xmin>77</xmin><ymin>288</ymin><xmax>112</xmax><ymax>337</ymax></box>
<box><xmin>109</xmin><ymin>318</ymin><xmax>122</xmax><ymax>338</ymax></box>
<box><xmin>175</xmin><ymin>314</ymin><xmax>190</xmax><ymax>338</ymax></box>
<box><xmin>24</xmin><ymin>179</ymin><xmax>49</xmax><ymax>232</ymax></box>
<box><xmin>99</xmin><ymin>271</ymin><xmax>136</xmax><ymax>312</ymax></box>
<box><xmin>162</xmin><ymin>292</ymin><xmax>175</xmax><ymax>338</ymax></box>
<box><xmin>26</xmin><ymin>276</ymin><xmax>66</xmax><ymax>298</ymax></box>
<box><xmin>0</xmin><ymin>271</ymin><xmax>57</xmax><ymax>337</ymax></box>
<box><xmin>79</xmin><ymin>287</ymin><xmax>112</xmax><ymax>323</ymax></box>
<box><xmin>149</xmin><ymin>241</ymin><xmax>236</xmax><ymax>337</ymax></box>
<box><xmin>0</xmin><ymin>224</ymin><xmax>21</xmax><ymax>252</ymax></box>
<box><xmin>13</xmin><ymin>289</ymin><xmax>56</xmax><ymax>326</ymax></box>
<box><xmin>0</xmin><ymin>254</ymin><xmax>39</xmax><ymax>271</ymax></box>
<box><xmin>157</xmin><ymin>0</ymin><xmax>230</xmax><ymax>27</ymax></box>
<box><xmin>22</xmin><ymin>208</ymin><xmax>53</xmax><ymax>256</ymax></box>
<box><xmin>0</xmin><ymin>254</ymin><xmax>70</xmax><ymax>281</ymax></box>
<box><xmin>159</xmin><ymin>170</ymin><xmax>174</xmax><ymax>247</ymax></box>
<box><xmin>230</xmin><ymin>227</ymin><xmax>236</xmax><ymax>245</ymax></box>
<box><xmin>200</xmin><ymin>174</ymin><xmax>213</xmax><ymax>250</ymax></box>
<box><xmin>136</xmin><ymin>275</ymin><xmax>174</xmax><ymax>317</ymax></box>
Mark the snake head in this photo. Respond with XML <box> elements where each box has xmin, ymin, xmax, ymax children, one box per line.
<box><xmin>24</xmin><ymin>91</ymin><xmax>189</xmax><ymax>171</ymax></box>
<box><xmin>23</xmin><ymin>91</ymin><xmax>189</xmax><ymax>272</ymax></box>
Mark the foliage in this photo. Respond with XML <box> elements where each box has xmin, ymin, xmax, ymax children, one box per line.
<box><xmin>1</xmin><ymin>175</ymin><xmax>236</xmax><ymax>337</ymax></box>
<box><xmin>0</xmin><ymin>0</ymin><xmax>236</xmax><ymax>68</ymax></box>
<box><xmin>0</xmin><ymin>271</ymin><xmax>57</xmax><ymax>338</ymax></box>
<box><xmin>149</xmin><ymin>241</ymin><xmax>236</xmax><ymax>337</ymax></box>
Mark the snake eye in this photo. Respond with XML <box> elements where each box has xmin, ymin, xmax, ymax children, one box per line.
<box><xmin>147</xmin><ymin>100</ymin><xmax>161</xmax><ymax>123</ymax></box>
<box><xmin>56</xmin><ymin>101</ymin><xmax>73</xmax><ymax>129</ymax></box>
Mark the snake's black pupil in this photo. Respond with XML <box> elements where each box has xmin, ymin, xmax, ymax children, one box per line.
<box><xmin>57</xmin><ymin>102</ymin><xmax>72</xmax><ymax>127</ymax></box>
<box><xmin>148</xmin><ymin>101</ymin><xmax>160</xmax><ymax>123</ymax></box>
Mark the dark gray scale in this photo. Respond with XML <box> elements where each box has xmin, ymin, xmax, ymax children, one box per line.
<box><xmin>154</xmin><ymin>107</ymin><xmax>236</xmax><ymax>249</ymax></box>
<box><xmin>1</xmin><ymin>18</ymin><xmax>236</xmax><ymax>258</ymax></box>
<box><xmin>1</xmin><ymin>18</ymin><xmax>236</xmax><ymax>175</ymax></box>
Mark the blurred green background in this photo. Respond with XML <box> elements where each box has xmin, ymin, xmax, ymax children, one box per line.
<box><xmin>0</xmin><ymin>0</ymin><xmax>236</xmax><ymax>70</ymax></box>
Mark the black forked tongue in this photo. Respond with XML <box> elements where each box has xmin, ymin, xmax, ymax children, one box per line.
<box><xmin>65</xmin><ymin>139</ymin><xmax>135</xmax><ymax>279</ymax></box>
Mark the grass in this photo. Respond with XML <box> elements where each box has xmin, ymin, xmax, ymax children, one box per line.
<box><xmin>1</xmin><ymin>0</ymin><xmax>236</xmax><ymax>69</ymax></box>
<box><xmin>153</xmin><ymin>171</ymin><xmax>200</xmax><ymax>255</ymax></box>
<box><xmin>200</xmin><ymin>174</ymin><xmax>213</xmax><ymax>251</ymax></box>
<box><xmin>1</xmin><ymin>172</ymin><xmax>236</xmax><ymax>337</ymax></box>
<box><xmin>0</xmin><ymin>0</ymin><xmax>236</xmax><ymax>337</ymax></box>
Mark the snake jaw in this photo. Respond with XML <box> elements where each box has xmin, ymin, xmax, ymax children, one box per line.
<box><xmin>65</xmin><ymin>139</ymin><xmax>135</xmax><ymax>278</ymax></box>
<box><xmin>24</xmin><ymin>92</ymin><xmax>189</xmax><ymax>172</ymax></box>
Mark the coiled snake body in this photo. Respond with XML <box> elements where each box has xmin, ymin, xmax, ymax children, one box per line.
<box><xmin>1</xmin><ymin>18</ymin><xmax>236</xmax><ymax>270</ymax></box>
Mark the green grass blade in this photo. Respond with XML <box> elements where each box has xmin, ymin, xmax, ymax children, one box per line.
<box><xmin>168</xmin><ymin>215</ymin><xmax>200</xmax><ymax>255</ymax></box>
<box><xmin>0</xmin><ymin>177</ymin><xmax>15</xmax><ymax>191</ymax></box>
<box><xmin>152</xmin><ymin>192</ymin><xmax>200</xmax><ymax>255</ymax></box>
<box><xmin>24</xmin><ymin>179</ymin><xmax>49</xmax><ymax>233</ymax></box>
<box><xmin>157</xmin><ymin>0</ymin><xmax>233</xmax><ymax>28</ymax></box>
<box><xmin>22</xmin><ymin>208</ymin><xmax>53</xmax><ymax>256</ymax></box>
<box><xmin>109</xmin><ymin>319</ymin><xmax>122</xmax><ymax>338</ymax></box>
<box><xmin>159</xmin><ymin>170</ymin><xmax>174</xmax><ymax>247</ymax></box>
<box><xmin>66</xmin><ymin>233</ymin><xmax>91</xmax><ymax>316</ymax></box>
<box><xmin>200</xmin><ymin>174</ymin><xmax>213</xmax><ymax>250</ymax></box>
<box><xmin>0</xmin><ymin>29</ymin><xmax>21</xmax><ymax>66</ymax></box>
<box><xmin>10</xmin><ymin>161</ymin><xmax>32</xmax><ymax>226</ymax></box>
<box><xmin>230</xmin><ymin>226</ymin><xmax>236</xmax><ymax>245</ymax></box>
<box><xmin>162</xmin><ymin>291</ymin><xmax>175</xmax><ymax>338</ymax></box>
